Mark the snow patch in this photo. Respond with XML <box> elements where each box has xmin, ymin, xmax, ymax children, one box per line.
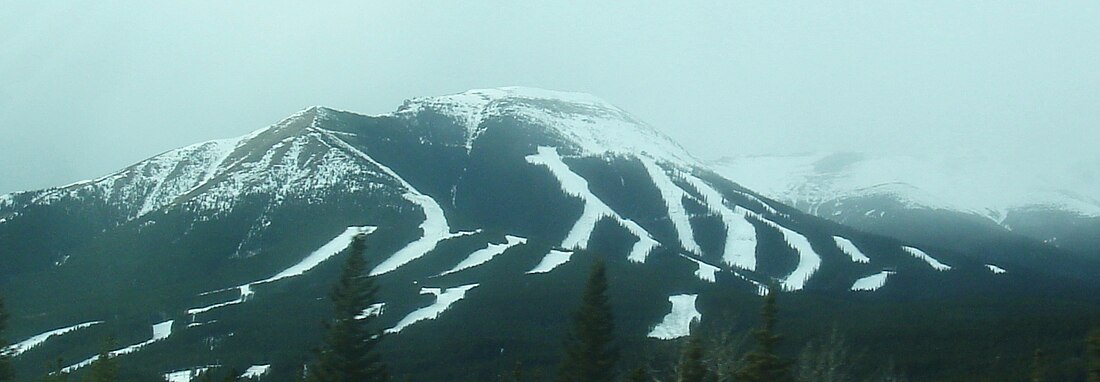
<box><xmin>241</xmin><ymin>365</ymin><xmax>272</xmax><ymax>379</ymax></box>
<box><xmin>188</xmin><ymin>226</ymin><xmax>375</xmax><ymax>317</ymax></box>
<box><xmin>63</xmin><ymin>320</ymin><xmax>174</xmax><ymax>373</ymax></box>
<box><xmin>164</xmin><ymin>366</ymin><xmax>217</xmax><ymax>382</ymax></box>
<box><xmin>833</xmin><ymin>236</ymin><xmax>871</xmax><ymax>263</ymax></box>
<box><xmin>5</xmin><ymin>321</ymin><xmax>102</xmax><ymax>356</ymax></box>
<box><xmin>187</xmin><ymin>285</ymin><xmax>254</xmax><ymax>315</ymax></box>
<box><xmin>258</xmin><ymin>226</ymin><xmax>376</xmax><ymax>284</ymax></box>
<box><xmin>441</xmin><ymin>235</ymin><xmax>527</xmax><ymax>275</ymax></box>
<box><xmin>902</xmin><ymin>246</ymin><xmax>952</xmax><ymax>271</ymax></box>
<box><xmin>986</xmin><ymin>264</ymin><xmax>1007</xmax><ymax>274</ymax></box>
<box><xmin>526</xmin><ymin>146</ymin><xmax>659</xmax><ymax>263</ymax></box>
<box><xmin>386</xmin><ymin>284</ymin><xmax>479</xmax><ymax>334</ymax></box>
<box><xmin>647</xmin><ymin>294</ymin><xmax>702</xmax><ymax>340</ymax></box>
<box><xmin>356</xmin><ymin>303</ymin><xmax>386</xmax><ymax>320</ymax></box>
<box><xmin>682</xmin><ymin>175</ymin><xmax>759</xmax><ymax>270</ymax></box>
<box><xmin>851</xmin><ymin>271</ymin><xmax>894</xmax><ymax>291</ymax></box>
<box><xmin>680</xmin><ymin>255</ymin><xmax>720</xmax><ymax>283</ymax></box>
<box><xmin>756</xmin><ymin>215</ymin><xmax>822</xmax><ymax>291</ymax></box>
<box><xmin>639</xmin><ymin>157</ymin><xmax>701</xmax><ymax>254</ymax></box>
<box><xmin>527</xmin><ymin>249</ymin><xmax>573</xmax><ymax>274</ymax></box>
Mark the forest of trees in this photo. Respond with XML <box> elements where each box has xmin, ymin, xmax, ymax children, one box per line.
<box><xmin>2</xmin><ymin>247</ymin><xmax>1099</xmax><ymax>382</ymax></box>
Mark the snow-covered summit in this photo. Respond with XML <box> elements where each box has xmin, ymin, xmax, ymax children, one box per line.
<box><xmin>394</xmin><ymin>86</ymin><xmax>699</xmax><ymax>166</ymax></box>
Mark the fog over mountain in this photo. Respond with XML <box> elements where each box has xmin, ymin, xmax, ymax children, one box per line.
<box><xmin>2</xmin><ymin>1</ymin><xmax>1099</xmax><ymax>201</ymax></box>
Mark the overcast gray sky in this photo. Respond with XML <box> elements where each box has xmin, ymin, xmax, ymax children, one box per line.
<box><xmin>1</xmin><ymin>1</ymin><xmax>1098</xmax><ymax>195</ymax></box>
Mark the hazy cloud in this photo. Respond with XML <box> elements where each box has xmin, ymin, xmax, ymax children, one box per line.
<box><xmin>2</xmin><ymin>1</ymin><xmax>1098</xmax><ymax>195</ymax></box>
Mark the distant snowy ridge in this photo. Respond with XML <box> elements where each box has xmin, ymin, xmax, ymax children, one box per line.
<box><xmin>709</xmin><ymin>152</ymin><xmax>1100</xmax><ymax>225</ymax></box>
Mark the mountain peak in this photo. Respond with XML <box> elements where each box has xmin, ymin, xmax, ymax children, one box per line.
<box><xmin>396</xmin><ymin>87</ymin><xmax>698</xmax><ymax>166</ymax></box>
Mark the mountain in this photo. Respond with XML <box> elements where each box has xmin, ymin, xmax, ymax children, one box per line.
<box><xmin>710</xmin><ymin>152</ymin><xmax>1100</xmax><ymax>260</ymax></box>
<box><xmin>2</xmin><ymin>88</ymin><xmax>1098</xmax><ymax>381</ymax></box>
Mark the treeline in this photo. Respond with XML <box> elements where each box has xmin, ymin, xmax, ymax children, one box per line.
<box><xmin>3</xmin><ymin>238</ymin><xmax>1100</xmax><ymax>381</ymax></box>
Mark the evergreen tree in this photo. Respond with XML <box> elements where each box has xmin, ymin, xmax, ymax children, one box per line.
<box><xmin>1088</xmin><ymin>330</ymin><xmax>1100</xmax><ymax>382</ymax></box>
<box><xmin>84</xmin><ymin>337</ymin><xmax>119</xmax><ymax>382</ymax></box>
<box><xmin>222</xmin><ymin>367</ymin><xmax>240</xmax><ymax>382</ymax></box>
<box><xmin>677</xmin><ymin>334</ymin><xmax>708</xmax><ymax>382</ymax></box>
<box><xmin>626</xmin><ymin>366</ymin><xmax>648</xmax><ymax>382</ymax></box>
<box><xmin>558</xmin><ymin>259</ymin><xmax>617</xmax><ymax>382</ymax></box>
<box><xmin>0</xmin><ymin>296</ymin><xmax>13</xmax><ymax>382</ymax></box>
<box><xmin>308</xmin><ymin>234</ymin><xmax>388</xmax><ymax>382</ymax></box>
<box><xmin>734</xmin><ymin>288</ymin><xmax>793</xmax><ymax>382</ymax></box>
<box><xmin>39</xmin><ymin>359</ymin><xmax>68</xmax><ymax>382</ymax></box>
<box><xmin>1030</xmin><ymin>348</ymin><xmax>1047</xmax><ymax>382</ymax></box>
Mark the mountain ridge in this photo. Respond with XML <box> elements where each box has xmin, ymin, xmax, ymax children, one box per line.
<box><xmin>1</xmin><ymin>88</ymin><xmax>1097</xmax><ymax>381</ymax></box>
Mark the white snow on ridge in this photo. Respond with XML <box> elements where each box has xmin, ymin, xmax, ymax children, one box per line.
<box><xmin>709</xmin><ymin>152</ymin><xmax>1100</xmax><ymax>225</ymax></box>
<box><xmin>527</xmin><ymin>249</ymin><xmax>573</xmax><ymax>274</ymax></box>
<box><xmin>680</xmin><ymin>255</ymin><xmax>720</xmax><ymax>282</ymax></box>
<box><xmin>754</xmin><ymin>215</ymin><xmax>822</xmax><ymax>291</ymax></box>
<box><xmin>5</xmin><ymin>321</ymin><xmax>102</xmax><ymax>356</ymax></box>
<box><xmin>441</xmin><ymin>235</ymin><xmax>527</xmax><ymax>275</ymax></box>
<box><xmin>902</xmin><ymin>246</ymin><xmax>952</xmax><ymax>271</ymax></box>
<box><xmin>63</xmin><ymin>320</ymin><xmax>174</xmax><ymax>373</ymax></box>
<box><xmin>833</xmin><ymin>236</ymin><xmax>871</xmax><ymax>263</ymax></box>
<box><xmin>386</xmin><ymin>284</ymin><xmax>479</xmax><ymax>334</ymax></box>
<box><xmin>241</xmin><ymin>365</ymin><xmax>272</xmax><ymax>379</ymax></box>
<box><xmin>526</xmin><ymin>147</ymin><xmax>659</xmax><ymax>263</ymax></box>
<box><xmin>647</xmin><ymin>294</ymin><xmax>702</xmax><ymax>340</ymax></box>
<box><xmin>986</xmin><ymin>264</ymin><xmax>1007</xmax><ymax>274</ymax></box>
<box><xmin>639</xmin><ymin>156</ymin><xmax>702</xmax><ymax>254</ymax></box>
<box><xmin>851</xmin><ymin>271</ymin><xmax>894</xmax><ymax>291</ymax></box>
<box><xmin>398</xmin><ymin>87</ymin><xmax>699</xmax><ymax>166</ymax></box>
<box><xmin>681</xmin><ymin>175</ymin><xmax>759</xmax><ymax>270</ymax></box>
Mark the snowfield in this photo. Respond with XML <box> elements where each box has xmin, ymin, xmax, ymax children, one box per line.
<box><xmin>526</xmin><ymin>146</ymin><xmax>659</xmax><ymax>263</ymax></box>
<box><xmin>834</xmin><ymin>236</ymin><xmax>871</xmax><ymax>264</ymax></box>
<box><xmin>397</xmin><ymin>87</ymin><xmax>699</xmax><ymax>166</ymax></box>
<box><xmin>63</xmin><ymin>320</ymin><xmax>174</xmax><ymax>373</ymax></box>
<box><xmin>903</xmin><ymin>246</ymin><xmax>952</xmax><ymax>271</ymax></box>
<box><xmin>756</xmin><ymin>214</ymin><xmax>822</xmax><ymax>291</ymax></box>
<box><xmin>640</xmin><ymin>156</ymin><xmax>701</xmax><ymax>254</ymax></box>
<box><xmin>527</xmin><ymin>249</ymin><xmax>574</xmax><ymax>274</ymax></box>
<box><xmin>387</xmin><ymin>284</ymin><xmax>479</xmax><ymax>334</ymax></box>
<box><xmin>648</xmin><ymin>294</ymin><xmax>702</xmax><ymax>340</ymax></box>
<box><xmin>442</xmin><ymin>235</ymin><xmax>527</xmax><ymax>275</ymax></box>
<box><xmin>5</xmin><ymin>321</ymin><xmax>102</xmax><ymax>356</ymax></box>
<box><xmin>851</xmin><ymin>271</ymin><xmax>894</xmax><ymax>291</ymax></box>
<box><xmin>682</xmin><ymin>175</ymin><xmax>759</xmax><ymax>270</ymax></box>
